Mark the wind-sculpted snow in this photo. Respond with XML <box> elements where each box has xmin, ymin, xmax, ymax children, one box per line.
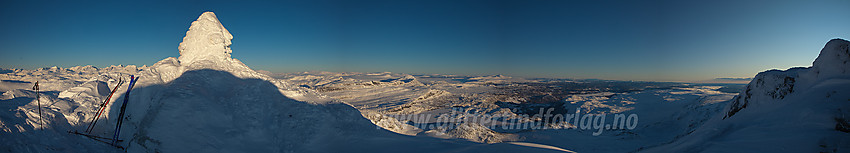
<box><xmin>178</xmin><ymin>12</ymin><xmax>234</xmax><ymax>66</ymax></box>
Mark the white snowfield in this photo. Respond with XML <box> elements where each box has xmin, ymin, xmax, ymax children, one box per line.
<box><xmin>0</xmin><ymin>11</ymin><xmax>847</xmax><ymax>153</ymax></box>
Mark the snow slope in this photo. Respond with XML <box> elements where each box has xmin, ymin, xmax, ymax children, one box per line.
<box><xmin>642</xmin><ymin>39</ymin><xmax>850</xmax><ymax>152</ymax></box>
<box><xmin>0</xmin><ymin>12</ymin><xmax>568</xmax><ymax>153</ymax></box>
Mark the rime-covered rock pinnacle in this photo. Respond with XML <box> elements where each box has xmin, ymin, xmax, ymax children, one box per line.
<box><xmin>152</xmin><ymin>12</ymin><xmax>262</xmax><ymax>80</ymax></box>
<box><xmin>177</xmin><ymin>12</ymin><xmax>234</xmax><ymax>66</ymax></box>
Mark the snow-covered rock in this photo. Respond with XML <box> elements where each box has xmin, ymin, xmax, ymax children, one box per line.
<box><xmin>645</xmin><ymin>38</ymin><xmax>850</xmax><ymax>152</ymax></box>
<box><xmin>811</xmin><ymin>39</ymin><xmax>850</xmax><ymax>80</ymax></box>
<box><xmin>725</xmin><ymin>39</ymin><xmax>850</xmax><ymax>119</ymax></box>
<box><xmin>177</xmin><ymin>12</ymin><xmax>234</xmax><ymax>67</ymax></box>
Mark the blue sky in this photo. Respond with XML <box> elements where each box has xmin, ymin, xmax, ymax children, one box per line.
<box><xmin>1</xmin><ymin>0</ymin><xmax>848</xmax><ymax>81</ymax></box>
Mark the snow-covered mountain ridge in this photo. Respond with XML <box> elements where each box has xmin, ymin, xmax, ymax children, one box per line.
<box><xmin>643</xmin><ymin>38</ymin><xmax>850</xmax><ymax>152</ymax></box>
<box><xmin>726</xmin><ymin>39</ymin><xmax>850</xmax><ymax>119</ymax></box>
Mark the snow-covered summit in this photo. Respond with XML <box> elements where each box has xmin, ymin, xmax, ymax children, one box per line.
<box><xmin>146</xmin><ymin>12</ymin><xmax>264</xmax><ymax>83</ymax></box>
<box><xmin>177</xmin><ymin>12</ymin><xmax>234</xmax><ymax>66</ymax></box>
<box><xmin>811</xmin><ymin>39</ymin><xmax>850</xmax><ymax>80</ymax></box>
